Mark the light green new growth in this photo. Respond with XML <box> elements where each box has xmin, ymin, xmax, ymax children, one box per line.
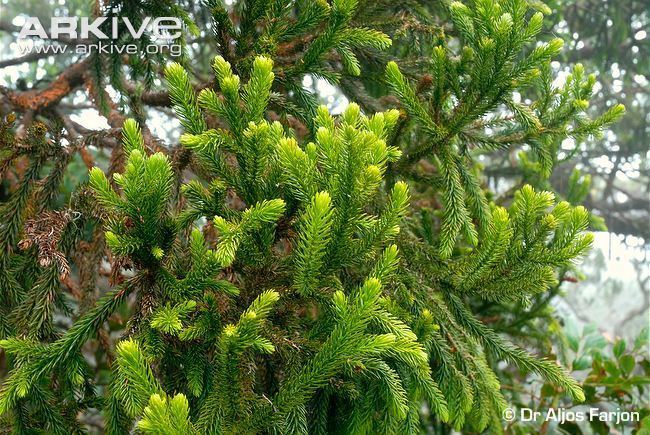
<box><xmin>137</xmin><ymin>394</ymin><xmax>196</xmax><ymax>435</ymax></box>
<box><xmin>294</xmin><ymin>191</ymin><xmax>334</xmax><ymax>296</ymax></box>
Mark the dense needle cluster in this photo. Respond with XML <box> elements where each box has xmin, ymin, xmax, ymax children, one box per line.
<box><xmin>0</xmin><ymin>0</ymin><xmax>624</xmax><ymax>433</ymax></box>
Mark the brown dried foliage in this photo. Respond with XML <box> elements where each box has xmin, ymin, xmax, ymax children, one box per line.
<box><xmin>18</xmin><ymin>209</ymin><xmax>76</xmax><ymax>278</ymax></box>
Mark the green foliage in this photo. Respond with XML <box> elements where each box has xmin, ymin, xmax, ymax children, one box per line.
<box><xmin>0</xmin><ymin>0</ymin><xmax>626</xmax><ymax>433</ymax></box>
<box><xmin>89</xmin><ymin>126</ymin><xmax>175</xmax><ymax>266</ymax></box>
<box><xmin>293</xmin><ymin>191</ymin><xmax>334</xmax><ymax>296</ymax></box>
<box><xmin>453</xmin><ymin>185</ymin><xmax>593</xmax><ymax>301</ymax></box>
<box><xmin>383</xmin><ymin>0</ymin><xmax>624</xmax><ymax>259</ymax></box>
<box><xmin>112</xmin><ymin>339</ymin><xmax>163</xmax><ymax>418</ymax></box>
<box><xmin>151</xmin><ymin>301</ymin><xmax>197</xmax><ymax>335</ymax></box>
<box><xmin>164</xmin><ymin>63</ymin><xmax>206</xmax><ymax>135</ymax></box>
<box><xmin>273</xmin><ymin>277</ymin><xmax>448</xmax><ymax>433</ymax></box>
<box><xmin>138</xmin><ymin>394</ymin><xmax>196</xmax><ymax>435</ymax></box>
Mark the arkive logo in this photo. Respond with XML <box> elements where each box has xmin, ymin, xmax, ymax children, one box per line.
<box><xmin>17</xmin><ymin>16</ymin><xmax>183</xmax><ymax>40</ymax></box>
<box><xmin>13</xmin><ymin>14</ymin><xmax>184</xmax><ymax>56</ymax></box>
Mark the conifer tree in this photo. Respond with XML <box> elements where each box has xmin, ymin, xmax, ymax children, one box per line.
<box><xmin>0</xmin><ymin>0</ymin><xmax>625</xmax><ymax>432</ymax></box>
